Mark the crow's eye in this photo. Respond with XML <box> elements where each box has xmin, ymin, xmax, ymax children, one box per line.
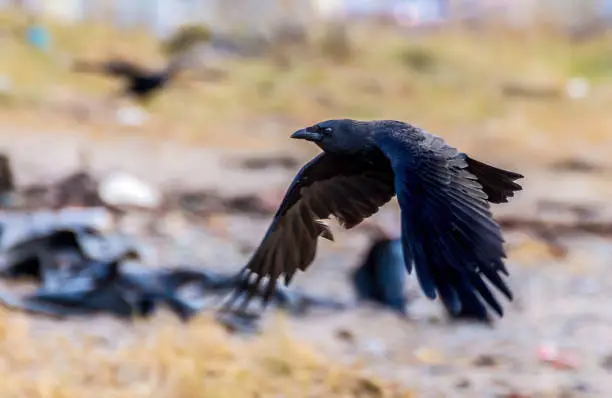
<box><xmin>316</xmin><ymin>125</ymin><xmax>333</xmax><ymax>135</ymax></box>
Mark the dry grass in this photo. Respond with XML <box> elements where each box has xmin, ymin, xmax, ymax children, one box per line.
<box><xmin>0</xmin><ymin>309</ymin><xmax>412</xmax><ymax>398</ymax></box>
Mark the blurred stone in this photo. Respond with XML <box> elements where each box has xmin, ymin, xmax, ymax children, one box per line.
<box><xmin>99</xmin><ymin>173</ymin><xmax>161</xmax><ymax>209</ymax></box>
<box><xmin>335</xmin><ymin>328</ymin><xmax>355</xmax><ymax>343</ymax></box>
<box><xmin>501</xmin><ymin>81</ymin><xmax>560</xmax><ymax>99</ymax></box>
<box><xmin>175</xmin><ymin>189</ymin><xmax>224</xmax><ymax>214</ymax></box>
<box><xmin>427</xmin><ymin>364</ymin><xmax>454</xmax><ymax>376</ymax></box>
<box><xmin>52</xmin><ymin>171</ymin><xmax>103</xmax><ymax>208</ymax></box>
<box><xmin>549</xmin><ymin>158</ymin><xmax>602</xmax><ymax>173</ymax></box>
<box><xmin>362</xmin><ymin>339</ymin><xmax>388</xmax><ymax>358</ymax></box>
<box><xmin>569</xmin><ymin>381</ymin><xmax>591</xmax><ymax>393</ymax></box>
<box><xmin>414</xmin><ymin>347</ymin><xmax>445</xmax><ymax>365</ymax></box>
<box><xmin>354</xmin><ymin>377</ymin><xmax>383</xmax><ymax>397</ymax></box>
<box><xmin>225</xmin><ymin>194</ymin><xmax>274</xmax><ymax>215</ymax></box>
<box><xmin>600</xmin><ymin>354</ymin><xmax>612</xmax><ymax>371</ymax></box>
<box><xmin>455</xmin><ymin>378</ymin><xmax>471</xmax><ymax>389</ymax></box>
<box><xmin>239</xmin><ymin>155</ymin><xmax>300</xmax><ymax>171</ymax></box>
<box><xmin>0</xmin><ymin>75</ymin><xmax>13</xmax><ymax>94</ymax></box>
<box><xmin>116</xmin><ymin>106</ymin><xmax>148</xmax><ymax>127</ymax></box>
<box><xmin>472</xmin><ymin>354</ymin><xmax>499</xmax><ymax>367</ymax></box>
<box><xmin>566</xmin><ymin>77</ymin><xmax>589</xmax><ymax>100</ymax></box>
<box><xmin>538</xmin><ymin>341</ymin><xmax>579</xmax><ymax>370</ymax></box>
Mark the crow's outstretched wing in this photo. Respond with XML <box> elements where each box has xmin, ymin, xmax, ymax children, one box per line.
<box><xmin>225</xmin><ymin>152</ymin><xmax>395</xmax><ymax>311</ymax></box>
<box><xmin>374</xmin><ymin>129</ymin><xmax>516</xmax><ymax>318</ymax></box>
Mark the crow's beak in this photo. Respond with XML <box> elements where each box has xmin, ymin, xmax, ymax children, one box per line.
<box><xmin>290</xmin><ymin>128</ymin><xmax>323</xmax><ymax>142</ymax></box>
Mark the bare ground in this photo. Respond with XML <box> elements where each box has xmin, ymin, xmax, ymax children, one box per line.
<box><xmin>0</xmin><ymin>124</ymin><xmax>611</xmax><ymax>398</ymax></box>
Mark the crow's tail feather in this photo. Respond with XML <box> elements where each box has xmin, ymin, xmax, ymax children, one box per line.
<box><xmin>465</xmin><ymin>156</ymin><xmax>524</xmax><ymax>204</ymax></box>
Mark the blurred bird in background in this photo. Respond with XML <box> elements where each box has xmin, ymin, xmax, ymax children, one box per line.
<box><xmin>71</xmin><ymin>55</ymin><xmax>187</xmax><ymax>105</ymax></box>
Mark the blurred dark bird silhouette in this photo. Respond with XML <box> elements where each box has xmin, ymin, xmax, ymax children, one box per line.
<box><xmin>0</xmin><ymin>220</ymin><xmax>345</xmax><ymax>328</ymax></box>
<box><xmin>0</xmin><ymin>225</ymin><xmax>103</xmax><ymax>284</ymax></box>
<box><xmin>352</xmin><ymin>237</ymin><xmax>407</xmax><ymax>314</ymax></box>
<box><xmin>72</xmin><ymin>57</ymin><xmax>185</xmax><ymax>103</ymax></box>
<box><xmin>8</xmin><ymin>258</ymin><xmax>152</xmax><ymax>319</ymax></box>
<box><xmin>353</xmin><ymin>235</ymin><xmax>497</xmax><ymax>322</ymax></box>
<box><xmin>1</xmin><ymin>259</ymin><xmax>203</xmax><ymax>320</ymax></box>
<box><xmin>225</xmin><ymin>119</ymin><xmax>524</xmax><ymax>321</ymax></box>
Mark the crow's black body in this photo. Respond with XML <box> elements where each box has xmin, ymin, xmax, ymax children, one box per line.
<box><xmin>225</xmin><ymin>119</ymin><xmax>523</xmax><ymax>320</ymax></box>
<box><xmin>73</xmin><ymin>58</ymin><xmax>182</xmax><ymax>102</ymax></box>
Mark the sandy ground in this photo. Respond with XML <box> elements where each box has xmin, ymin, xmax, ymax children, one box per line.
<box><xmin>0</xmin><ymin>124</ymin><xmax>611</xmax><ymax>398</ymax></box>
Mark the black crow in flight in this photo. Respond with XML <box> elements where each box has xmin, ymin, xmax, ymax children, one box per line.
<box><xmin>224</xmin><ymin>119</ymin><xmax>523</xmax><ymax>320</ymax></box>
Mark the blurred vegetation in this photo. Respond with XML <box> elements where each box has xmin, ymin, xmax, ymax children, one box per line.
<box><xmin>318</xmin><ymin>23</ymin><xmax>353</xmax><ymax>63</ymax></box>
<box><xmin>162</xmin><ymin>24</ymin><xmax>212</xmax><ymax>57</ymax></box>
<box><xmin>397</xmin><ymin>46</ymin><xmax>437</xmax><ymax>74</ymax></box>
<box><xmin>0</xmin><ymin>310</ymin><xmax>412</xmax><ymax>397</ymax></box>
<box><xmin>0</xmin><ymin>11</ymin><xmax>610</xmax><ymax>158</ymax></box>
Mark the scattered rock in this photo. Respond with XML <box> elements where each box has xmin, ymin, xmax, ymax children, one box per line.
<box><xmin>538</xmin><ymin>342</ymin><xmax>579</xmax><ymax>370</ymax></box>
<box><xmin>600</xmin><ymin>354</ymin><xmax>612</xmax><ymax>371</ymax></box>
<box><xmin>0</xmin><ymin>75</ymin><xmax>13</xmax><ymax>94</ymax></box>
<box><xmin>549</xmin><ymin>158</ymin><xmax>602</xmax><ymax>173</ymax></box>
<box><xmin>501</xmin><ymin>81</ymin><xmax>561</xmax><ymax>99</ymax></box>
<box><xmin>167</xmin><ymin>189</ymin><xmax>277</xmax><ymax>216</ymax></box>
<box><xmin>498</xmin><ymin>393</ymin><xmax>530</xmax><ymax>398</ymax></box>
<box><xmin>225</xmin><ymin>194</ymin><xmax>273</xmax><ymax>215</ymax></box>
<box><xmin>455</xmin><ymin>378</ymin><xmax>471</xmax><ymax>389</ymax></box>
<box><xmin>414</xmin><ymin>347</ymin><xmax>444</xmax><ymax>365</ymax></box>
<box><xmin>335</xmin><ymin>328</ymin><xmax>355</xmax><ymax>343</ymax></box>
<box><xmin>362</xmin><ymin>339</ymin><xmax>388</xmax><ymax>358</ymax></box>
<box><xmin>427</xmin><ymin>364</ymin><xmax>454</xmax><ymax>376</ymax></box>
<box><xmin>472</xmin><ymin>354</ymin><xmax>499</xmax><ymax>367</ymax></box>
<box><xmin>536</xmin><ymin>200</ymin><xmax>599</xmax><ymax>222</ymax></box>
<box><xmin>18</xmin><ymin>184</ymin><xmax>53</xmax><ymax>209</ymax></box>
<box><xmin>569</xmin><ymin>381</ymin><xmax>591</xmax><ymax>393</ymax></box>
<box><xmin>239</xmin><ymin>155</ymin><xmax>300</xmax><ymax>170</ymax></box>
<box><xmin>52</xmin><ymin>171</ymin><xmax>104</xmax><ymax>208</ymax></box>
<box><xmin>174</xmin><ymin>189</ymin><xmax>224</xmax><ymax>215</ymax></box>
<box><xmin>99</xmin><ymin>173</ymin><xmax>161</xmax><ymax>209</ymax></box>
<box><xmin>566</xmin><ymin>77</ymin><xmax>589</xmax><ymax>100</ymax></box>
<box><xmin>353</xmin><ymin>377</ymin><xmax>383</xmax><ymax>397</ymax></box>
<box><xmin>116</xmin><ymin>106</ymin><xmax>148</xmax><ymax>127</ymax></box>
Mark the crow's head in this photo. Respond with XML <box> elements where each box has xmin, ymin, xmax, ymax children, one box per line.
<box><xmin>291</xmin><ymin>119</ymin><xmax>375</xmax><ymax>154</ymax></box>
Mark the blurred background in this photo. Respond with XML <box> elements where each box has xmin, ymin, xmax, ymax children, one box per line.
<box><xmin>0</xmin><ymin>0</ymin><xmax>610</xmax><ymax>397</ymax></box>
